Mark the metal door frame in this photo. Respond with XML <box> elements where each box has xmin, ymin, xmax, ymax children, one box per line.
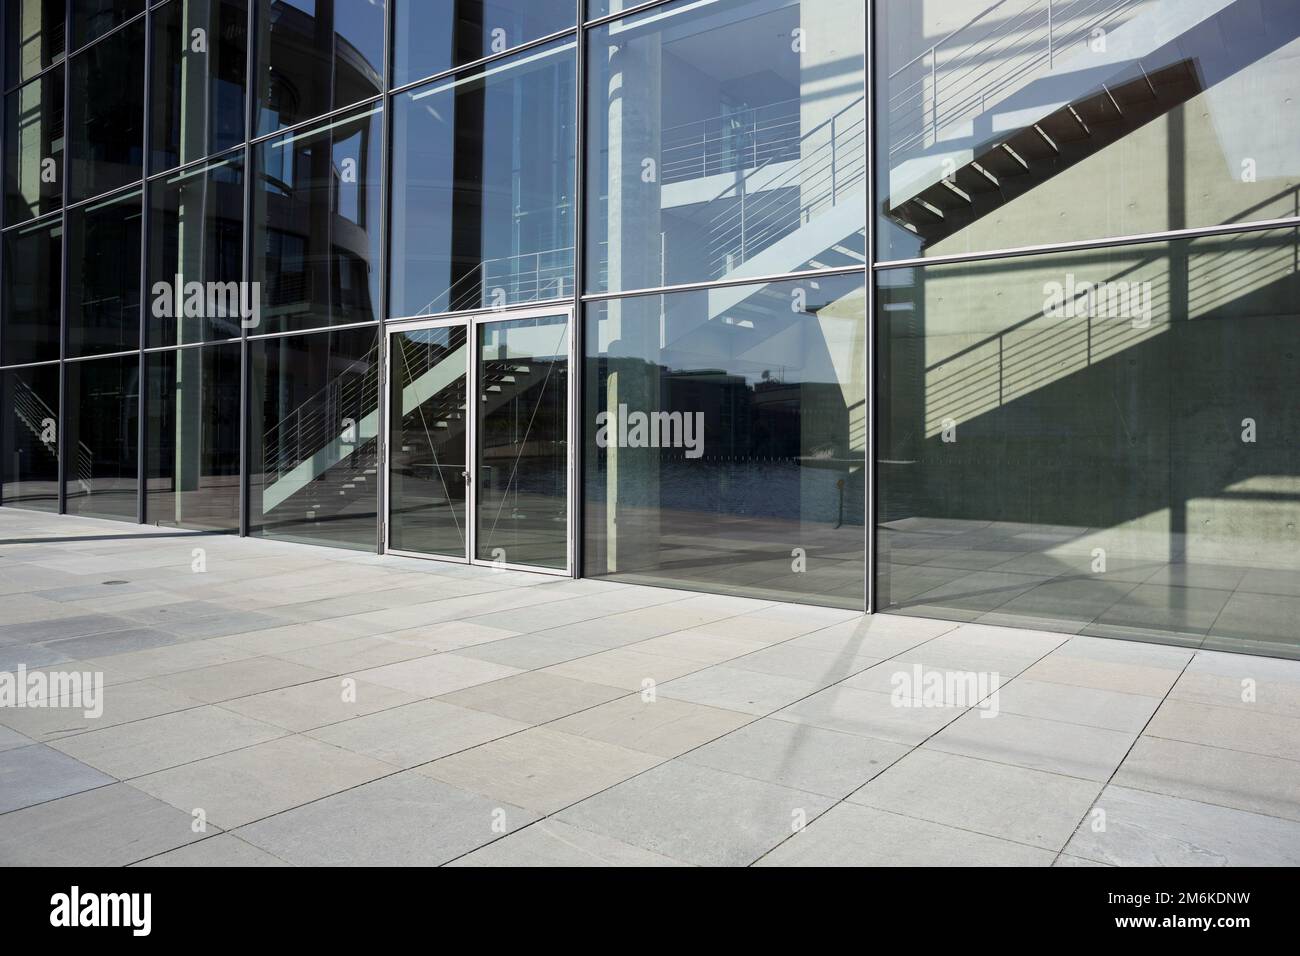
<box><xmin>382</xmin><ymin>304</ymin><xmax>577</xmax><ymax>577</ymax></box>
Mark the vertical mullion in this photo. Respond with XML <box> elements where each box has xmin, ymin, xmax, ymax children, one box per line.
<box><xmin>137</xmin><ymin>3</ymin><xmax>153</xmax><ymax>526</ymax></box>
<box><xmin>239</xmin><ymin>0</ymin><xmax>256</xmax><ymax>538</ymax></box>
<box><xmin>865</xmin><ymin>0</ymin><xmax>878</xmax><ymax>614</ymax></box>
<box><xmin>376</xmin><ymin>0</ymin><xmax>394</xmax><ymax>555</ymax></box>
<box><xmin>571</xmin><ymin>0</ymin><xmax>586</xmax><ymax>579</ymax></box>
<box><xmin>57</xmin><ymin>0</ymin><xmax>72</xmax><ymax>516</ymax></box>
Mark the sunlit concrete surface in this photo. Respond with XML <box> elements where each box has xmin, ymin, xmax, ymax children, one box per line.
<box><xmin>0</xmin><ymin>509</ymin><xmax>1297</xmax><ymax>867</ymax></box>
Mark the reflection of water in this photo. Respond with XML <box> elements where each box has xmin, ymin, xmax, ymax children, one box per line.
<box><xmin>587</xmin><ymin>460</ymin><xmax>864</xmax><ymax>525</ymax></box>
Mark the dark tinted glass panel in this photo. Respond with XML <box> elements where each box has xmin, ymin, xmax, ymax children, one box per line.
<box><xmin>1</xmin><ymin>363</ymin><xmax>60</xmax><ymax>512</ymax></box>
<box><xmin>876</xmin><ymin>229</ymin><xmax>1300</xmax><ymax>658</ymax></box>
<box><xmin>68</xmin><ymin>188</ymin><xmax>142</xmax><ymax>357</ymax></box>
<box><xmin>148</xmin><ymin>154</ymin><xmax>244</xmax><ymax>346</ymax></box>
<box><xmin>4</xmin><ymin>0</ymin><xmax>65</xmax><ymax>88</ymax></box>
<box><xmin>394</xmin><ymin>0</ymin><xmax>575</xmax><ymax>87</ymax></box>
<box><xmin>65</xmin><ymin>353</ymin><xmax>139</xmax><ymax>520</ymax></box>
<box><xmin>584</xmin><ymin>274</ymin><xmax>866</xmax><ymax>608</ymax></box>
<box><xmin>390</xmin><ymin>40</ymin><xmax>575</xmax><ymax>318</ymax></box>
<box><xmin>253</xmin><ymin>103</ymin><xmax>382</xmax><ymax>334</ymax></box>
<box><xmin>250</xmin><ymin>326</ymin><xmax>379</xmax><ymax>550</ymax></box>
<box><xmin>150</xmin><ymin>0</ymin><xmax>249</xmax><ymax>174</ymax></box>
<box><xmin>145</xmin><ymin>343</ymin><xmax>240</xmax><ymax>531</ymax></box>
<box><xmin>2</xmin><ymin>215</ymin><xmax>61</xmax><ymax>366</ymax></box>
<box><xmin>476</xmin><ymin>314</ymin><xmax>569</xmax><ymax>570</ymax></box>
<box><xmin>255</xmin><ymin>0</ymin><xmax>384</xmax><ymax>136</ymax></box>
<box><xmin>4</xmin><ymin>68</ymin><xmax>64</xmax><ymax>225</ymax></box>
<box><xmin>388</xmin><ymin>325</ymin><xmax>469</xmax><ymax>558</ymax></box>
<box><xmin>71</xmin><ymin>0</ymin><xmax>145</xmax><ymax>50</ymax></box>
<box><xmin>876</xmin><ymin>0</ymin><xmax>1300</xmax><ymax>262</ymax></box>
<box><xmin>587</xmin><ymin>0</ymin><xmax>866</xmax><ymax>294</ymax></box>
<box><xmin>67</xmin><ymin>16</ymin><xmax>145</xmax><ymax>202</ymax></box>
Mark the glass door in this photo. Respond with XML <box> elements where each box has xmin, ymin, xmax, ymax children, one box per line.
<box><xmin>474</xmin><ymin>312</ymin><xmax>571</xmax><ymax>571</ymax></box>
<box><xmin>385</xmin><ymin>308</ymin><xmax>573</xmax><ymax>574</ymax></box>
<box><xmin>387</xmin><ymin>321</ymin><xmax>470</xmax><ymax>560</ymax></box>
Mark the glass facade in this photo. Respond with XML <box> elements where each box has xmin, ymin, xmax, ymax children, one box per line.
<box><xmin>1</xmin><ymin>0</ymin><xmax>1296</xmax><ymax>659</ymax></box>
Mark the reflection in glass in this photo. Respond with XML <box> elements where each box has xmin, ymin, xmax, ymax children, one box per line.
<box><xmin>4</xmin><ymin>68</ymin><xmax>64</xmax><ymax>225</ymax></box>
<box><xmin>145</xmin><ymin>344</ymin><xmax>240</xmax><ymax>531</ymax></box>
<box><xmin>394</xmin><ymin>0</ymin><xmax>575</xmax><ymax>87</ymax></box>
<box><xmin>388</xmin><ymin>325</ymin><xmax>469</xmax><ymax>558</ymax></box>
<box><xmin>147</xmin><ymin>155</ymin><xmax>244</xmax><ymax>347</ymax></box>
<box><xmin>1</xmin><ymin>364</ymin><xmax>60</xmax><ymax>512</ymax></box>
<box><xmin>250</xmin><ymin>326</ymin><xmax>380</xmax><ymax>550</ymax></box>
<box><xmin>875</xmin><ymin>0</ymin><xmax>1300</xmax><ymax>262</ymax></box>
<box><xmin>65</xmin><ymin>353</ymin><xmax>140</xmax><ymax>521</ymax></box>
<box><xmin>2</xmin><ymin>216</ymin><xmax>62</xmax><ymax>366</ymax></box>
<box><xmin>586</xmin><ymin>0</ymin><xmax>865</xmax><ymax>294</ymax></box>
<box><xmin>390</xmin><ymin>40</ymin><xmax>575</xmax><ymax>318</ymax></box>
<box><xmin>68</xmin><ymin>188</ymin><xmax>142</xmax><ymax>357</ymax></box>
<box><xmin>67</xmin><ymin>16</ymin><xmax>145</xmax><ymax>202</ymax></box>
<box><xmin>876</xmin><ymin>230</ymin><xmax>1300</xmax><ymax>658</ymax></box>
<box><xmin>477</xmin><ymin>314</ymin><xmax>569</xmax><ymax>570</ymax></box>
<box><xmin>4</xmin><ymin>0</ymin><xmax>65</xmax><ymax>88</ymax></box>
<box><xmin>253</xmin><ymin>103</ymin><xmax>382</xmax><ymax>334</ymax></box>
<box><xmin>585</xmin><ymin>275</ymin><xmax>866</xmax><ymax>607</ymax></box>
<box><xmin>71</xmin><ymin>0</ymin><xmax>145</xmax><ymax>50</ymax></box>
<box><xmin>255</xmin><ymin>0</ymin><xmax>384</xmax><ymax>136</ymax></box>
<box><xmin>150</xmin><ymin>0</ymin><xmax>249</xmax><ymax>174</ymax></box>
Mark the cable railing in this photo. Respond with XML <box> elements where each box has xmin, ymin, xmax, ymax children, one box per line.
<box><xmin>429</xmin><ymin>246</ymin><xmax>575</xmax><ymax>316</ymax></box>
<box><xmin>887</xmin><ymin>0</ymin><xmax>1146</xmax><ymax>161</ymax></box>
<box><xmin>660</xmin><ymin>97</ymin><xmax>804</xmax><ymax>184</ymax></box>
<box><xmin>11</xmin><ymin>377</ymin><xmax>93</xmax><ymax>492</ymax></box>
<box><xmin>704</xmin><ymin>97</ymin><xmax>866</xmax><ymax>275</ymax></box>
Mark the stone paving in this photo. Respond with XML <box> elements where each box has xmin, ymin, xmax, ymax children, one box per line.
<box><xmin>0</xmin><ymin>509</ymin><xmax>1298</xmax><ymax>867</ymax></box>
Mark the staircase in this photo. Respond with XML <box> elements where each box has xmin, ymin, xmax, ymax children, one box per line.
<box><xmin>885</xmin><ymin>0</ymin><xmax>1300</xmax><ymax>246</ymax></box>
<box><xmin>11</xmin><ymin>377</ymin><xmax>92</xmax><ymax>493</ymax></box>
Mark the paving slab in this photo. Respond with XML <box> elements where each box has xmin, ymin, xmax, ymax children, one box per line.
<box><xmin>757</xmin><ymin>802</ymin><xmax>1055</xmax><ymax>867</ymax></box>
<box><xmin>308</xmin><ymin>699</ymin><xmax>527</xmax><ymax>768</ymax></box>
<box><xmin>557</xmin><ymin>760</ymin><xmax>837</xmax><ymax>867</ymax></box>
<box><xmin>236</xmin><ymin>771</ymin><xmax>538</xmax><ymax>866</ymax></box>
<box><xmin>448</xmin><ymin>819</ymin><xmax>689</xmax><ymax>867</ymax></box>
<box><xmin>0</xmin><ymin>744</ymin><xmax>116</xmax><ymax>813</ymax></box>
<box><xmin>551</xmin><ymin>695</ymin><xmax>751</xmax><ymax>758</ymax></box>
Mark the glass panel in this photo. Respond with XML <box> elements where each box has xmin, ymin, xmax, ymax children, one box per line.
<box><xmin>586</xmin><ymin>0</ymin><xmax>866</xmax><ymax>294</ymax></box>
<box><xmin>1</xmin><ymin>363</ymin><xmax>60</xmax><ymax>512</ymax></box>
<box><xmin>876</xmin><ymin>0</ymin><xmax>1300</xmax><ymax>262</ymax></box>
<box><xmin>394</xmin><ymin>0</ymin><xmax>575</xmax><ymax>88</ymax></box>
<box><xmin>2</xmin><ymin>215</ymin><xmax>61</xmax><ymax>366</ymax></box>
<box><xmin>252</xmin><ymin>103</ymin><xmax>382</xmax><ymax>334</ymax></box>
<box><xmin>249</xmin><ymin>326</ymin><xmax>380</xmax><ymax>550</ymax></box>
<box><xmin>150</xmin><ymin>0</ymin><xmax>249</xmax><ymax>174</ymax></box>
<box><xmin>585</xmin><ymin>274</ymin><xmax>866</xmax><ymax>608</ymax></box>
<box><xmin>145</xmin><ymin>343</ymin><xmax>241</xmax><ymax>531</ymax></box>
<box><xmin>4</xmin><ymin>0</ymin><xmax>66</xmax><ymax>88</ymax></box>
<box><xmin>65</xmin><ymin>353</ymin><xmax>140</xmax><ymax>521</ymax></box>
<box><xmin>876</xmin><ymin>229</ymin><xmax>1300</xmax><ymax>658</ymax></box>
<box><xmin>255</xmin><ymin>0</ymin><xmax>384</xmax><ymax>136</ymax></box>
<box><xmin>388</xmin><ymin>324</ymin><xmax>469</xmax><ymax>557</ymax></box>
<box><xmin>67</xmin><ymin>187</ymin><xmax>142</xmax><ymax>357</ymax></box>
<box><xmin>71</xmin><ymin>0</ymin><xmax>145</xmax><ymax>50</ymax></box>
<box><xmin>477</xmin><ymin>314</ymin><xmax>569</xmax><ymax>569</ymax></box>
<box><xmin>4</xmin><ymin>67</ymin><xmax>64</xmax><ymax>225</ymax></box>
<box><xmin>390</xmin><ymin>39</ymin><xmax>575</xmax><ymax>318</ymax></box>
<box><xmin>67</xmin><ymin>16</ymin><xmax>145</xmax><ymax>203</ymax></box>
<box><xmin>147</xmin><ymin>154</ymin><xmax>245</xmax><ymax>347</ymax></box>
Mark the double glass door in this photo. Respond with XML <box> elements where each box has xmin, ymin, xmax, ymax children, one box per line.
<box><xmin>385</xmin><ymin>309</ymin><xmax>573</xmax><ymax>573</ymax></box>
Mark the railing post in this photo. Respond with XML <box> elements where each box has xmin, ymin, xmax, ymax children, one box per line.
<box><xmin>831</xmin><ymin>115</ymin><xmax>838</xmax><ymax>205</ymax></box>
<box><xmin>929</xmin><ymin>46</ymin><xmax>938</xmax><ymax>145</ymax></box>
<box><xmin>1048</xmin><ymin>0</ymin><xmax>1054</xmax><ymax>69</ymax></box>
